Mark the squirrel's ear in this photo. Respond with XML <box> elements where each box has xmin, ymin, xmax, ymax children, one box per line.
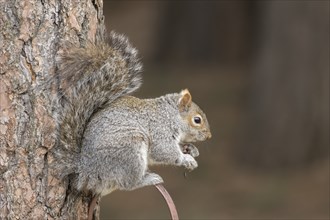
<box><xmin>179</xmin><ymin>89</ymin><xmax>192</xmax><ymax>112</ymax></box>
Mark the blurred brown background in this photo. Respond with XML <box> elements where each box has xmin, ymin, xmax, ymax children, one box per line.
<box><xmin>100</xmin><ymin>1</ymin><xmax>329</xmax><ymax>219</ymax></box>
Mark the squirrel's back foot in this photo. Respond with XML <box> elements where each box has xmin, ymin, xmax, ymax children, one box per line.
<box><xmin>141</xmin><ymin>172</ymin><xmax>164</xmax><ymax>186</ymax></box>
<box><xmin>118</xmin><ymin>172</ymin><xmax>163</xmax><ymax>191</ymax></box>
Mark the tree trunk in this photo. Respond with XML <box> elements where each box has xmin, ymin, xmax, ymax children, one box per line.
<box><xmin>0</xmin><ymin>0</ymin><xmax>104</xmax><ymax>218</ymax></box>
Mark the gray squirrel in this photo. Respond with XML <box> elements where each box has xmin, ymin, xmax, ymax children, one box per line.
<box><xmin>51</xmin><ymin>31</ymin><xmax>212</xmax><ymax>197</ymax></box>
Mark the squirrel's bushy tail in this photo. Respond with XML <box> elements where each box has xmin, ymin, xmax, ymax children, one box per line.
<box><xmin>52</xmin><ymin>31</ymin><xmax>142</xmax><ymax>177</ymax></box>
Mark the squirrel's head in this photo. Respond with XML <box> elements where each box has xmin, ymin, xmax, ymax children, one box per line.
<box><xmin>178</xmin><ymin>89</ymin><xmax>212</xmax><ymax>142</ymax></box>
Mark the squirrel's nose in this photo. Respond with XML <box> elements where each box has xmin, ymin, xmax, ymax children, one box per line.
<box><xmin>207</xmin><ymin>132</ymin><xmax>212</xmax><ymax>139</ymax></box>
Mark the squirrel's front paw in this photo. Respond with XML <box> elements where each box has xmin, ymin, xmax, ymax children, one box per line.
<box><xmin>181</xmin><ymin>154</ymin><xmax>198</xmax><ymax>170</ymax></box>
<box><xmin>181</xmin><ymin>143</ymin><xmax>199</xmax><ymax>158</ymax></box>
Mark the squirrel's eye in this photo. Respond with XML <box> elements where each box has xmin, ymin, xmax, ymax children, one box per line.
<box><xmin>193</xmin><ymin>116</ymin><xmax>202</xmax><ymax>124</ymax></box>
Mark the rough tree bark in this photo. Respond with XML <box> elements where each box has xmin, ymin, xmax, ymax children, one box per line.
<box><xmin>0</xmin><ymin>0</ymin><xmax>104</xmax><ymax>218</ymax></box>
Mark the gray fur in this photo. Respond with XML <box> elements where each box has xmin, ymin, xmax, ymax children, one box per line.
<box><xmin>51</xmin><ymin>31</ymin><xmax>142</xmax><ymax>176</ymax></box>
<box><xmin>76</xmin><ymin>94</ymin><xmax>211</xmax><ymax>195</ymax></box>
<box><xmin>49</xmin><ymin>31</ymin><xmax>211</xmax><ymax>195</ymax></box>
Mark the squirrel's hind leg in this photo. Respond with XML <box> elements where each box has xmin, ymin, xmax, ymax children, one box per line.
<box><xmin>112</xmin><ymin>136</ymin><xmax>164</xmax><ymax>191</ymax></box>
